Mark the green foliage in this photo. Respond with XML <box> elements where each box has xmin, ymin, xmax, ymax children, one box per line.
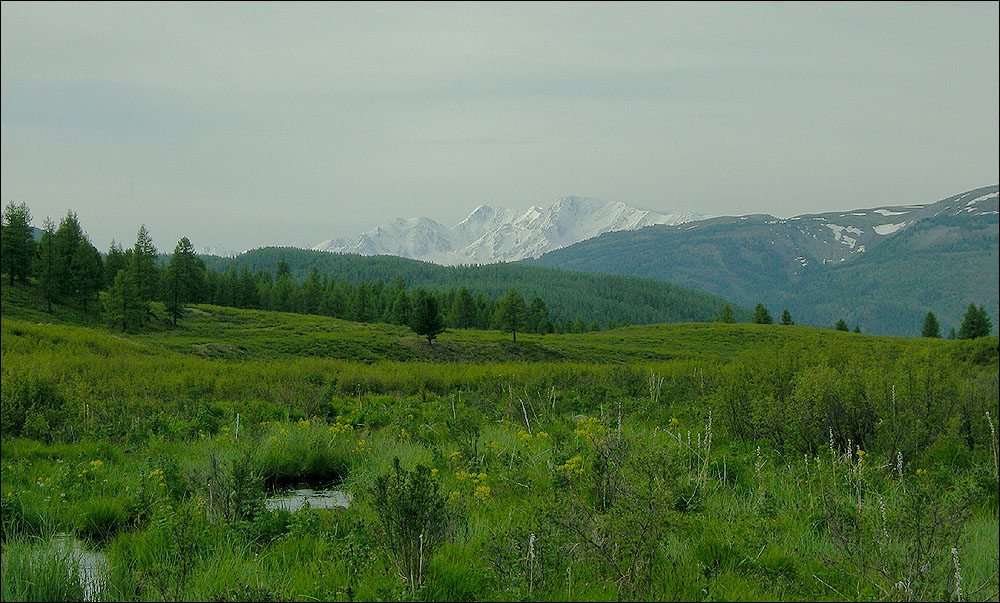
<box><xmin>959</xmin><ymin>303</ymin><xmax>993</xmax><ymax>339</ymax></box>
<box><xmin>256</xmin><ymin>420</ymin><xmax>352</xmax><ymax>488</ymax></box>
<box><xmin>754</xmin><ymin>303</ymin><xmax>772</xmax><ymax>325</ymax></box>
<box><xmin>835</xmin><ymin>318</ymin><xmax>849</xmax><ymax>331</ymax></box>
<box><xmin>164</xmin><ymin>236</ymin><xmax>206</xmax><ymax>326</ymax></box>
<box><xmin>716</xmin><ymin>303</ymin><xmax>735</xmax><ymax>323</ymax></box>
<box><xmin>0</xmin><ymin>536</ymin><xmax>85</xmax><ymax>602</ymax></box>
<box><xmin>132</xmin><ymin>224</ymin><xmax>159</xmax><ymax>305</ymax></box>
<box><xmin>1</xmin><ymin>201</ymin><xmax>36</xmax><ymax>286</ymax></box>
<box><xmin>497</xmin><ymin>287</ymin><xmax>528</xmax><ymax>342</ymax></box>
<box><xmin>411</xmin><ymin>290</ymin><xmax>445</xmax><ymax>344</ymax></box>
<box><xmin>780</xmin><ymin>309</ymin><xmax>794</xmax><ymax>325</ymax></box>
<box><xmin>370</xmin><ymin>458</ymin><xmax>453</xmax><ymax>594</ymax></box>
<box><xmin>101</xmin><ymin>268</ymin><xmax>143</xmax><ymax>332</ymax></box>
<box><xmin>1</xmin><ymin>275</ymin><xmax>998</xmax><ymax>602</ymax></box>
<box><xmin>922</xmin><ymin>311</ymin><xmax>941</xmax><ymax>338</ymax></box>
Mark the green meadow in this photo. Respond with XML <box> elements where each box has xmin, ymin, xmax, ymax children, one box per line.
<box><xmin>2</xmin><ymin>283</ymin><xmax>998</xmax><ymax>602</ymax></box>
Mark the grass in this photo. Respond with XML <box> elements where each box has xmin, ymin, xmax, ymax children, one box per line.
<box><xmin>2</xmin><ymin>281</ymin><xmax>998</xmax><ymax>601</ymax></box>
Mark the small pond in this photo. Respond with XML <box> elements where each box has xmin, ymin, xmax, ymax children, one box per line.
<box><xmin>52</xmin><ymin>533</ymin><xmax>106</xmax><ymax>602</ymax></box>
<box><xmin>264</xmin><ymin>488</ymin><xmax>352</xmax><ymax>513</ymax></box>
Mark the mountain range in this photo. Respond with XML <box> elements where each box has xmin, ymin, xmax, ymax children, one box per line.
<box><xmin>526</xmin><ymin>185</ymin><xmax>999</xmax><ymax>336</ymax></box>
<box><xmin>311</xmin><ymin>196</ymin><xmax>708</xmax><ymax>265</ymax></box>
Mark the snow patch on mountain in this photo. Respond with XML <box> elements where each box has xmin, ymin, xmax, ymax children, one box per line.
<box><xmin>874</xmin><ymin>222</ymin><xmax>907</xmax><ymax>235</ymax></box>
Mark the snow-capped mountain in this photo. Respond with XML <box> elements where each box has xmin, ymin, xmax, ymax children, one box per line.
<box><xmin>312</xmin><ymin>196</ymin><xmax>708</xmax><ymax>265</ymax></box>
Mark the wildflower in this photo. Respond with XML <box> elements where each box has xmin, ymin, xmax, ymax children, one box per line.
<box><xmin>916</xmin><ymin>468</ymin><xmax>927</xmax><ymax>476</ymax></box>
<box><xmin>430</xmin><ymin>468</ymin><xmax>439</xmax><ymax>476</ymax></box>
<box><xmin>952</xmin><ymin>547</ymin><xmax>963</xmax><ymax>601</ymax></box>
<box><xmin>668</xmin><ymin>417</ymin><xmax>679</xmax><ymax>428</ymax></box>
<box><xmin>89</xmin><ymin>460</ymin><xmax>103</xmax><ymax>470</ymax></box>
<box><xmin>448</xmin><ymin>450</ymin><xmax>462</xmax><ymax>461</ymax></box>
<box><xmin>474</xmin><ymin>484</ymin><xmax>490</xmax><ymax>500</ymax></box>
<box><xmin>557</xmin><ymin>455</ymin><xmax>584</xmax><ymax>476</ymax></box>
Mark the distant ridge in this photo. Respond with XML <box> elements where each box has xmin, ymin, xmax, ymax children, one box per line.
<box><xmin>311</xmin><ymin>196</ymin><xmax>709</xmax><ymax>265</ymax></box>
<box><xmin>526</xmin><ymin>185</ymin><xmax>999</xmax><ymax>336</ymax></box>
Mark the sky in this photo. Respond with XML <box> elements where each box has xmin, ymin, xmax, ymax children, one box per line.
<box><xmin>2</xmin><ymin>1</ymin><xmax>998</xmax><ymax>255</ymax></box>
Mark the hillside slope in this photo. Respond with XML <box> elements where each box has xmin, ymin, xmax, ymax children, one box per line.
<box><xmin>528</xmin><ymin>185</ymin><xmax>999</xmax><ymax>336</ymax></box>
<box><xmin>200</xmin><ymin>247</ymin><xmax>751</xmax><ymax>327</ymax></box>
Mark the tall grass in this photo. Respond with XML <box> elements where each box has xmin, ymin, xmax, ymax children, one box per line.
<box><xmin>0</xmin><ymin>535</ymin><xmax>85</xmax><ymax>602</ymax></box>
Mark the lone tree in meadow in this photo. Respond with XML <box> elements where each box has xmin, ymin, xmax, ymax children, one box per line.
<box><xmin>411</xmin><ymin>291</ymin><xmax>445</xmax><ymax>344</ymax></box>
<box><xmin>958</xmin><ymin>303</ymin><xmax>992</xmax><ymax>339</ymax></box>
<box><xmin>834</xmin><ymin>318</ymin><xmax>849</xmax><ymax>332</ymax></box>
<box><xmin>780</xmin><ymin>309</ymin><xmax>794</xmax><ymax>326</ymax></box>
<box><xmin>753</xmin><ymin>303</ymin><xmax>773</xmax><ymax>325</ymax></box>
<box><xmin>497</xmin><ymin>287</ymin><xmax>527</xmax><ymax>342</ymax></box>
<box><xmin>164</xmin><ymin>236</ymin><xmax>206</xmax><ymax>326</ymax></box>
<box><xmin>921</xmin><ymin>312</ymin><xmax>941</xmax><ymax>338</ymax></box>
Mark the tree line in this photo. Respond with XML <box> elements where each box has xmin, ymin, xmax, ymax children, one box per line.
<box><xmin>715</xmin><ymin>297</ymin><xmax>992</xmax><ymax>340</ymax></box>
<box><xmin>1</xmin><ymin>202</ymin><xmax>595</xmax><ymax>340</ymax></box>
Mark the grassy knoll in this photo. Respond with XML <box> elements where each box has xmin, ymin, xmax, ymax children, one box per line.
<box><xmin>1</xmin><ymin>282</ymin><xmax>998</xmax><ymax>601</ymax></box>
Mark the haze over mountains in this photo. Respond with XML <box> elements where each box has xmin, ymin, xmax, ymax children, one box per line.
<box><xmin>233</xmin><ymin>184</ymin><xmax>999</xmax><ymax>338</ymax></box>
<box><xmin>311</xmin><ymin>196</ymin><xmax>708</xmax><ymax>265</ymax></box>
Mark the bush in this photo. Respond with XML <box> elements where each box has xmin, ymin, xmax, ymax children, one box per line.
<box><xmin>370</xmin><ymin>458</ymin><xmax>454</xmax><ymax>595</ymax></box>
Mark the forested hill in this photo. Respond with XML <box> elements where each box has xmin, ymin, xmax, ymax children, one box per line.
<box><xmin>527</xmin><ymin>185</ymin><xmax>999</xmax><ymax>336</ymax></box>
<box><xmin>199</xmin><ymin>247</ymin><xmax>750</xmax><ymax>327</ymax></box>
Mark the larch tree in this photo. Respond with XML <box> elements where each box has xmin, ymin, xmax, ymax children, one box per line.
<box><xmin>497</xmin><ymin>287</ymin><xmax>527</xmax><ymax>342</ymax></box>
<box><xmin>921</xmin><ymin>312</ymin><xmax>940</xmax><ymax>338</ymax></box>
<box><xmin>1</xmin><ymin>201</ymin><xmax>36</xmax><ymax>286</ymax></box>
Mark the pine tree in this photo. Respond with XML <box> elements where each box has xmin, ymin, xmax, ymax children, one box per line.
<box><xmin>297</xmin><ymin>268</ymin><xmax>322</xmax><ymax>315</ymax></box>
<box><xmin>716</xmin><ymin>303</ymin><xmax>735</xmax><ymax>323</ymax></box>
<box><xmin>411</xmin><ymin>291</ymin><xmax>445</xmax><ymax>344</ymax></box>
<box><xmin>835</xmin><ymin>318</ymin><xmax>849</xmax><ymax>331</ymax></box>
<box><xmin>448</xmin><ymin>286</ymin><xmax>477</xmax><ymax>329</ymax></box>
<box><xmin>102</xmin><ymin>269</ymin><xmax>143</xmax><ymax>332</ymax></box>
<box><xmin>54</xmin><ymin>211</ymin><xmax>84</xmax><ymax>300</ymax></box>
<box><xmin>853</xmin><ymin>325</ymin><xmax>861</xmax><ymax>334</ymax></box>
<box><xmin>132</xmin><ymin>225</ymin><xmax>159</xmax><ymax>309</ymax></box>
<box><xmin>497</xmin><ymin>287</ymin><xmax>527</xmax><ymax>342</ymax></box>
<box><xmin>958</xmin><ymin>303</ymin><xmax>992</xmax><ymax>339</ymax></box>
<box><xmin>921</xmin><ymin>312</ymin><xmax>940</xmax><ymax>338</ymax></box>
<box><xmin>36</xmin><ymin>218</ymin><xmax>58</xmax><ymax>313</ymax></box>
<box><xmin>780</xmin><ymin>309</ymin><xmax>794</xmax><ymax>326</ymax></box>
<box><xmin>753</xmin><ymin>303</ymin><xmax>773</xmax><ymax>324</ymax></box>
<box><xmin>389</xmin><ymin>289</ymin><xmax>412</xmax><ymax>326</ymax></box>
<box><xmin>525</xmin><ymin>297</ymin><xmax>550</xmax><ymax>334</ymax></box>
<box><xmin>104</xmin><ymin>241</ymin><xmax>129</xmax><ymax>290</ymax></box>
<box><xmin>164</xmin><ymin>237</ymin><xmax>205</xmax><ymax>325</ymax></box>
<box><xmin>1</xmin><ymin>201</ymin><xmax>36</xmax><ymax>286</ymax></box>
<box><xmin>71</xmin><ymin>238</ymin><xmax>103</xmax><ymax>312</ymax></box>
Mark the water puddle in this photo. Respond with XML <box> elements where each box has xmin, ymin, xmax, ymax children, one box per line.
<box><xmin>264</xmin><ymin>488</ymin><xmax>352</xmax><ymax>513</ymax></box>
<box><xmin>52</xmin><ymin>533</ymin><xmax>106</xmax><ymax>602</ymax></box>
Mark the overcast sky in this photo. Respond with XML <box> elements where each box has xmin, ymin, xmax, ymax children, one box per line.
<box><xmin>2</xmin><ymin>2</ymin><xmax>998</xmax><ymax>254</ymax></box>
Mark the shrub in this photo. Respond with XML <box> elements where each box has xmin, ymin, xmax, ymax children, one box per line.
<box><xmin>370</xmin><ymin>458</ymin><xmax>454</xmax><ymax>594</ymax></box>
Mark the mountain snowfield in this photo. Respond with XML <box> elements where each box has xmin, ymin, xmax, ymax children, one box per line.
<box><xmin>311</xmin><ymin>196</ymin><xmax>708</xmax><ymax>265</ymax></box>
